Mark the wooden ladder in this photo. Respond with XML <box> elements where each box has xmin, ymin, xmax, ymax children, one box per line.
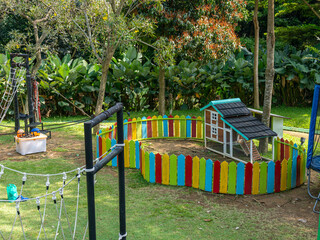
<box><xmin>238</xmin><ymin>139</ymin><xmax>262</xmax><ymax>161</ymax></box>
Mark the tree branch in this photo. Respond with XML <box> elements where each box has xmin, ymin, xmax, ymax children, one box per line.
<box><xmin>84</xmin><ymin>10</ymin><xmax>102</xmax><ymax>62</ymax></box>
<box><xmin>301</xmin><ymin>0</ymin><xmax>320</xmax><ymax>20</ymax></box>
<box><xmin>135</xmin><ymin>39</ymin><xmax>158</xmax><ymax>50</ymax></box>
<box><xmin>34</xmin><ymin>9</ymin><xmax>53</xmax><ymax>24</ymax></box>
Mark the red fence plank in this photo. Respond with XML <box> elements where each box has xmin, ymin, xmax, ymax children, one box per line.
<box><xmin>192</xmin><ymin>116</ymin><xmax>197</xmax><ymax>138</ymax></box>
<box><xmin>244</xmin><ymin>162</ymin><xmax>253</xmax><ymax>195</ymax></box>
<box><xmin>285</xmin><ymin>140</ymin><xmax>289</xmax><ymax>160</ymax></box>
<box><xmin>213</xmin><ymin>161</ymin><xmax>221</xmax><ymax>193</ymax></box>
<box><xmin>114</xmin><ymin>122</ymin><xmax>117</xmax><ymax>139</ymax></box>
<box><xmin>147</xmin><ymin>116</ymin><xmax>152</xmax><ymax>138</ymax></box>
<box><xmin>155</xmin><ymin>153</ymin><xmax>162</xmax><ymax>184</ymax></box>
<box><xmin>280</xmin><ymin>138</ymin><xmax>284</xmax><ymax>161</ymax></box>
<box><xmin>99</xmin><ymin>136</ymin><xmax>102</xmax><ymax>160</ymax></box>
<box><xmin>127</xmin><ymin>119</ymin><xmax>132</xmax><ymax>140</ymax></box>
<box><xmin>296</xmin><ymin>155</ymin><xmax>301</xmax><ymax>186</ymax></box>
<box><xmin>275</xmin><ymin>161</ymin><xmax>281</xmax><ymax>193</ymax></box>
<box><xmin>185</xmin><ymin>155</ymin><xmax>193</xmax><ymax>187</ymax></box>
<box><xmin>168</xmin><ymin>115</ymin><xmax>174</xmax><ymax>137</ymax></box>
<box><xmin>108</xmin><ymin>126</ymin><xmax>112</xmax><ymax>139</ymax></box>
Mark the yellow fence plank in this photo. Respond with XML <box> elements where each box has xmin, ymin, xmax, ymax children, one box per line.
<box><xmin>174</xmin><ymin>115</ymin><xmax>180</xmax><ymax>137</ymax></box>
<box><xmin>196</xmin><ymin>116</ymin><xmax>202</xmax><ymax>139</ymax></box>
<box><xmin>124</xmin><ymin>140</ymin><xmax>129</xmax><ymax>168</ymax></box>
<box><xmin>220</xmin><ymin>161</ymin><xmax>228</xmax><ymax>194</ymax></box>
<box><xmin>252</xmin><ymin>162</ymin><xmax>260</xmax><ymax>195</ymax></box>
<box><xmin>152</xmin><ymin>116</ymin><xmax>158</xmax><ymax>138</ymax></box>
<box><xmin>137</xmin><ymin>117</ymin><xmax>142</xmax><ymax>139</ymax></box>
<box><xmin>192</xmin><ymin>156</ymin><xmax>200</xmax><ymax>188</ymax></box>
<box><xmin>132</xmin><ymin>118</ymin><xmax>137</xmax><ymax>140</ymax></box>
<box><xmin>162</xmin><ymin>154</ymin><xmax>170</xmax><ymax>185</ymax></box>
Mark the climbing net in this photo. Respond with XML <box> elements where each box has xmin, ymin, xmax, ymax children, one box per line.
<box><xmin>0</xmin><ymin>164</ymin><xmax>89</xmax><ymax>240</ymax></box>
<box><xmin>0</xmin><ymin>146</ymin><xmax>116</xmax><ymax>240</ymax></box>
<box><xmin>0</xmin><ymin>67</ymin><xmax>26</xmax><ymax>124</ymax></box>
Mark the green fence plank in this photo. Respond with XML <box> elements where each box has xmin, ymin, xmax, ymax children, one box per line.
<box><xmin>129</xmin><ymin>140</ymin><xmax>135</xmax><ymax>168</ymax></box>
<box><xmin>259</xmin><ymin>162</ymin><xmax>267</xmax><ymax>194</ymax></box>
<box><xmin>199</xmin><ymin>157</ymin><xmax>206</xmax><ymax>190</ymax></box>
<box><xmin>169</xmin><ymin>154</ymin><xmax>177</xmax><ymax>186</ymax></box>
<box><xmin>106</xmin><ymin>138</ymin><xmax>112</xmax><ymax>166</ymax></box>
<box><xmin>145</xmin><ymin>151</ymin><xmax>150</xmax><ymax>181</ymax></box>
<box><xmin>227</xmin><ymin>162</ymin><xmax>237</xmax><ymax>194</ymax></box>
<box><xmin>158</xmin><ymin>115</ymin><xmax>163</xmax><ymax>138</ymax></box>
<box><xmin>180</xmin><ymin>115</ymin><xmax>186</xmax><ymax>138</ymax></box>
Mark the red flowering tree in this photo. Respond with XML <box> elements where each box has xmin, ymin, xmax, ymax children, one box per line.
<box><xmin>142</xmin><ymin>0</ymin><xmax>247</xmax><ymax>114</ymax></box>
<box><xmin>150</xmin><ymin>0</ymin><xmax>247</xmax><ymax>61</ymax></box>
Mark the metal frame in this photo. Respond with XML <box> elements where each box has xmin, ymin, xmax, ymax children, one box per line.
<box><xmin>307</xmin><ymin>169</ymin><xmax>320</xmax><ymax>213</ymax></box>
<box><xmin>84</xmin><ymin>103</ymin><xmax>126</xmax><ymax>240</ymax></box>
<box><xmin>10</xmin><ymin>53</ymin><xmax>34</xmax><ymax>133</ymax></box>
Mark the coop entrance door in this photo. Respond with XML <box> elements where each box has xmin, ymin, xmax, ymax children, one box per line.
<box><xmin>224</xmin><ymin>129</ymin><xmax>232</xmax><ymax>156</ymax></box>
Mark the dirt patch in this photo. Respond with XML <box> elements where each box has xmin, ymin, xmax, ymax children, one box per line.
<box><xmin>0</xmin><ymin>131</ymin><xmax>85</xmax><ymax>166</ymax></box>
<box><xmin>284</xmin><ymin>130</ymin><xmax>309</xmax><ymax>140</ymax></box>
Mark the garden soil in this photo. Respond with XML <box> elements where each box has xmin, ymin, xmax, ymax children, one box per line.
<box><xmin>0</xmin><ymin>130</ymin><xmax>319</xmax><ymax>233</ymax></box>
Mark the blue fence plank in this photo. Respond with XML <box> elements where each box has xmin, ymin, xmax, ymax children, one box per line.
<box><xmin>236</xmin><ymin>162</ymin><xmax>245</xmax><ymax>195</ymax></box>
<box><xmin>111</xmin><ymin>125</ymin><xmax>114</xmax><ymax>139</ymax></box>
<box><xmin>111</xmin><ymin>138</ymin><xmax>117</xmax><ymax>167</ymax></box>
<box><xmin>124</xmin><ymin>119</ymin><xmax>128</xmax><ymax>140</ymax></box>
<box><xmin>205</xmin><ymin>159</ymin><xmax>213</xmax><ymax>192</ymax></box>
<box><xmin>97</xmin><ymin>130</ymin><xmax>101</xmax><ymax>158</ymax></box>
<box><xmin>177</xmin><ymin>154</ymin><xmax>185</xmax><ymax>186</ymax></box>
<box><xmin>292</xmin><ymin>144</ymin><xmax>298</xmax><ymax>188</ymax></box>
<box><xmin>163</xmin><ymin>115</ymin><xmax>168</xmax><ymax>137</ymax></box>
<box><xmin>186</xmin><ymin>115</ymin><xmax>191</xmax><ymax>138</ymax></box>
<box><xmin>267</xmin><ymin>161</ymin><xmax>275</xmax><ymax>193</ymax></box>
<box><xmin>149</xmin><ymin>152</ymin><xmax>155</xmax><ymax>183</ymax></box>
<box><xmin>135</xmin><ymin>141</ymin><xmax>140</xmax><ymax>169</ymax></box>
<box><xmin>142</xmin><ymin>117</ymin><xmax>147</xmax><ymax>139</ymax></box>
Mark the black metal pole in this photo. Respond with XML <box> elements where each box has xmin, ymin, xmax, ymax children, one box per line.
<box><xmin>10</xmin><ymin>55</ymin><xmax>20</xmax><ymax>133</ymax></box>
<box><xmin>25</xmin><ymin>56</ymin><xmax>34</xmax><ymax>130</ymax></box>
<box><xmin>117</xmin><ymin>105</ymin><xmax>126</xmax><ymax>239</ymax></box>
<box><xmin>84</xmin><ymin>121</ymin><xmax>96</xmax><ymax>240</ymax></box>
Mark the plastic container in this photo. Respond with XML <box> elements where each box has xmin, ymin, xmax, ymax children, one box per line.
<box><xmin>15</xmin><ymin>133</ymin><xmax>47</xmax><ymax>155</ymax></box>
<box><xmin>7</xmin><ymin>184</ymin><xmax>18</xmax><ymax>201</ymax></box>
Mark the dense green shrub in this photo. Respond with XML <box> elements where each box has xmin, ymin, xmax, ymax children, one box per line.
<box><xmin>0</xmin><ymin>44</ymin><xmax>319</xmax><ymax>117</ymax></box>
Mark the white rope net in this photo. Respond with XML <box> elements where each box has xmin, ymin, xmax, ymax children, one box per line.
<box><xmin>0</xmin><ymin>68</ymin><xmax>26</xmax><ymax>124</ymax></box>
<box><xmin>0</xmin><ymin>164</ymin><xmax>90</xmax><ymax>240</ymax></box>
<box><xmin>0</xmin><ymin>144</ymin><xmax>116</xmax><ymax>239</ymax></box>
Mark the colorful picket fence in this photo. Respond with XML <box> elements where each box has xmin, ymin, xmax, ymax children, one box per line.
<box><xmin>98</xmin><ymin>115</ymin><xmax>203</xmax><ymax>141</ymax></box>
<box><xmin>96</xmin><ymin>116</ymin><xmax>307</xmax><ymax>195</ymax></box>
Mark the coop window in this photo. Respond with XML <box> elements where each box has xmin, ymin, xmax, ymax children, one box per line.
<box><xmin>211</xmin><ymin>112</ymin><xmax>218</xmax><ymax>121</ymax></box>
<box><xmin>211</xmin><ymin>127</ymin><xmax>217</xmax><ymax>135</ymax></box>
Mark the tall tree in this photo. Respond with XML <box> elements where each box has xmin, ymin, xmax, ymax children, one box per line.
<box><xmin>253</xmin><ymin>0</ymin><xmax>260</xmax><ymax>109</ymax></box>
<box><xmin>260</xmin><ymin>0</ymin><xmax>275</xmax><ymax>153</ymax></box>
<box><xmin>62</xmin><ymin>0</ymin><xmax>161</xmax><ymax>131</ymax></box>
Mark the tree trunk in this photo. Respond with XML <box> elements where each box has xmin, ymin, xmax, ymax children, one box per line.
<box><xmin>158</xmin><ymin>66</ymin><xmax>166</xmax><ymax>115</ymax></box>
<box><xmin>253</xmin><ymin>0</ymin><xmax>260</xmax><ymax>109</ymax></box>
<box><xmin>93</xmin><ymin>47</ymin><xmax>115</xmax><ymax>133</ymax></box>
<box><xmin>260</xmin><ymin>0</ymin><xmax>275</xmax><ymax>154</ymax></box>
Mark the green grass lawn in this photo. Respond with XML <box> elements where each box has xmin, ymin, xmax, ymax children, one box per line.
<box><xmin>0</xmin><ymin>158</ymin><xmax>316</xmax><ymax>239</ymax></box>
